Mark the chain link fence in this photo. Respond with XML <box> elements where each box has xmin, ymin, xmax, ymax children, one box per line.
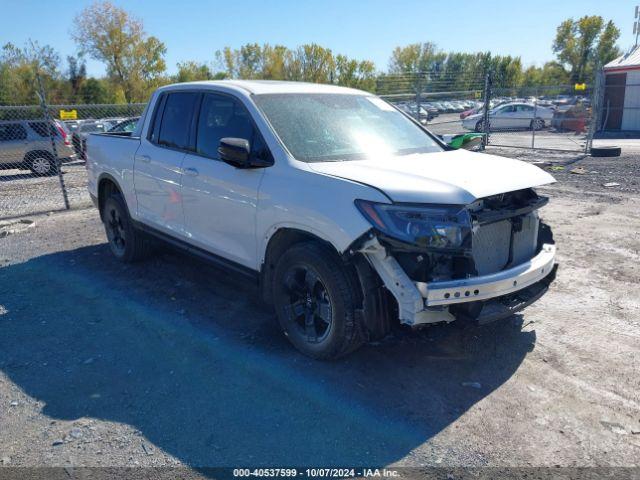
<box><xmin>0</xmin><ymin>81</ymin><xmax>145</xmax><ymax>220</ymax></box>
<box><xmin>379</xmin><ymin>72</ymin><xmax>598</xmax><ymax>154</ymax></box>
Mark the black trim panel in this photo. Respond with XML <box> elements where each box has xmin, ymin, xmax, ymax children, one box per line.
<box><xmin>132</xmin><ymin>220</ymin><xmax>260</xmax><ymax>280</ymax></box>
<box><xmin>472</xmin><ymin>196</ymin><xmax>549</xmax><ymax>226</ymax></box>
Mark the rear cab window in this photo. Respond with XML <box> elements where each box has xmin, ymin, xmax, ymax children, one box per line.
<box><xmin>152</xmin><ymin>92</ymin><xmax>199</xmax><ymax>150</ymax></box>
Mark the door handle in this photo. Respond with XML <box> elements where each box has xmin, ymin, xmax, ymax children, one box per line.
<box><xmin>136</xmin><ymin>154</ymin><xmax>151</xmax><ymax>163</ymax></box>
<box><xmin>183</xmin><ymin>167</ymin><xmax>199</xmax><ymax>177</ymax></box>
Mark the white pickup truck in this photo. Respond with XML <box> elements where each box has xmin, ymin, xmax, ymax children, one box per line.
<box><xmin>87</xmin><ymin>80</ymin><xmax>557</xmax><ymax>359</ymax></box>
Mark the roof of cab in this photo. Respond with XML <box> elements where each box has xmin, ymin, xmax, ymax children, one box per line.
<box><xmin>157</xmin><ymin>80</ymin><xmax>370</xmax><ymax>96</ymax></box>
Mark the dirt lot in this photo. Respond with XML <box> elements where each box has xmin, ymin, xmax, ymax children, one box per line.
<box><xmin>0</xmin><ymin>149</ymin><xmax>639</xmax><ymax>473</ymax></box>
<box><xmin>0</xmin><ymin>161</ymin><xmax>92</xmax><ymax>219</ymax></box>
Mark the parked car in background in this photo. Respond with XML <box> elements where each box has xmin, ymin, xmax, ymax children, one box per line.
<box><xmin>0</xmin><ymin>119</ymin><xmax>75</xmax><ymax>175</ymax></box>
<box><xmin>87</xmin><ymin>80</ymin><xmax>557</xmax><ymax>359</ymax></box>
<box><xmin>72</xmin><ymin>121</ymin><xmax>109</xmax><ymax>159</ymax></box>
<box><xmin>449</xmin><ymin>101</ymin><xmax>466</xmax><ymax>112</ymax></box>
<box><xmin>101</xmin><ymin>117</ymin><xmax>128</xmax><ymax>130</ymax></box>
<box><xmin>462</xmin><ymin>102</ymin><xmax>554</xmax><ymax>132</ymax></box>
<box><xmin>64</xmin><ymin>120</ymin><xmax>83</xmax><ymax>133</ymax></box>
<box><xmin>420</xmin><ymin>103</ymin><xmax>439</xmax><ymax>119</ymax></box>
<box><xmin>460</xmin><ymin>103</ymin><xmax>483</xmax><ymax>119</ymax></box>
<box><xmin>440</xmin><ymin>101</ymin><xmax>457</xmax><ymax>113</ymax></box>
<box><xmin>108</xmin><ymin>117</ymin><xmax>140</xmax><ymax>133</ymax></box>
<box><xmin>552</xmin><ymin>95</ymin><xmax>573</xmax><ymax>107</ymax></box>
<box><xmin>395</xmin><ymin>103</ymin><xmax>434</xmax><ymax>123</ymax></box>
<box><xmin>431</xmin><ymin>102</ymin><xmax>447</xmax><ymax>113</ymax></box>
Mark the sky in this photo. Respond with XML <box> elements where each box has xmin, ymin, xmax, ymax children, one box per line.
<box><xmin>1</xmin><ymin>0</ymin><xmax>636</xmax><ymax>77</ymax></box>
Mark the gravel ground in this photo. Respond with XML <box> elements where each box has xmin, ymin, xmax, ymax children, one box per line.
<box><xmin>0</xmin><ymin>148</ymin><xmax>639</xmax><ymax>474</ymax></box>
<box><xmin>0</xmin><ymin>161</ymin><xmax>91</xmax><ymax>220</ymax></box>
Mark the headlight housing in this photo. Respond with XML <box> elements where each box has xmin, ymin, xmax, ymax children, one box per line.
<box><xmin>355</xmin><ymin>199</ymin><xmax>472</xmax><ymax>251</ymax></box>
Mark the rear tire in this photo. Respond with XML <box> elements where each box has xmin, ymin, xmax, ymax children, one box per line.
<box><xmin>530</xmin><ymin>118</ymin><xmax>544</xmax><ymax>130</ymax></box>
<box><xmin>272</xmin><ymin>242</ymin><xmax>364</xmax><ymax>360</ymax></box>
<box><xmin>102</xmin><ymin>193</ymin><xmax>151</xmax><ymax>262</ymax></box>
<box><xmin>590</xmin><ymin>145</ymin><xmax>621</xmax><ymax>157</ymax></box>
<box><xmin>27</xmin><ymin>152</ymin><xmax>58</xmax><ymax>176</ymax></box>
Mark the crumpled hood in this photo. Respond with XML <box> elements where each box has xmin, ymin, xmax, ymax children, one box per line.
<box><xmin>308</xmin><ymin>149</ymin><xmax>555</xmax><ymax>204</ymax></box>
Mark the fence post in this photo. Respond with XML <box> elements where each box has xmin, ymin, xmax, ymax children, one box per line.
<box><xmin>481</xmin><ymin>72</ymin><xmax>492</xmax><ymax>150</ymax></box>
<box><xmin>36</xmin><ymin>73</ymin><xmax>70</xmax><ymax>210</ymax></box>
<box><xmin>586</xmin><ymin>68</ymin><xmax>604</xmax><ymax>154</ymax></box>
<box><xmin>415</xmin><ymin>72</ymin><xmax>422</xmax><ymax>125</ymax></box>
<box><xmin>532</xmin><ymin>88</ymin><xmax>538</xmax><ymax>149</ymax></box>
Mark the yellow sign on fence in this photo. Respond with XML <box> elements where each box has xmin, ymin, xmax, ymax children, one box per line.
<box><xmin>574</xmin><ymin>83</ymin><xmax>587</xmax><ymax>91</ymax></box>
<box><xmin>59</xmin><ymin>109</ymin><xmax>77</xmax><ymax>120</ymax></box>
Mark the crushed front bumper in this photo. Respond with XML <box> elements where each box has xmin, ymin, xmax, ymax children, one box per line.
<box><xmin>359</xmin><ymin>238</ymin><xmax>557</xmax><ymax>326</ymax></box>
<box><xmin>415</xmin><ymin>244</ymin><xmax>556</xmax><ymax>307</ymax></box>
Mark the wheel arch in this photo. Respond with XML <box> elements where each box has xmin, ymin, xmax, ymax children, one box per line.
<box><xmin>260</xmin><ymin>226</ymin><xmax>394</xmax><ymax>340</ymax></box>
<box><xmin>23</xmin><ymin>149</ymin><xmax>55</xmax><ymax>162</ymax></box>
<box><xmin>260</xmin><ymin>227</ymin><xmax>340</xmax><ymax>304</ymax></box>
<box><xmin>97</xmin><ymin>173</ymin><xmax>128</xmax><ymax>221</ymax></box>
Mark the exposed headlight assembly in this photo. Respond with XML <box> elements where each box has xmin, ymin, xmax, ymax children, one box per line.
<box><xmin>355</xmin><ymin>199</ymin><xmax>472</xmax><ymax>251</ymax></box>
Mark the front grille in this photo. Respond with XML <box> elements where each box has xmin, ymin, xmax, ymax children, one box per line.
<box><xmin>472</xmin><ymin>212</ymin><xmax>539</xmax><ymax>275</ymax></box>
<box><xmin>512</xmin><ymin>212</ymin><xmax>539</xmax><ymax>265</ymax></box>
<box><xmin>472</xmin><ymin>220</ymin><xmax>511</xmax><ymax>275</ymax></box>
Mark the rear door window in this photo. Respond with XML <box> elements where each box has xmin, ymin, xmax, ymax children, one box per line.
<box><xmin>28</xmin><ymin>122</ymin><xmax>49</xmax><ymax>137</ymax></box>
<box><xmin>0</xmin><ymin>123</ymin><xmax>27</xmax><ymax>141</ymax></box>
<box><xmin>156</xmin><ymin>92</ymin><xmax>199</xmax><ymax>150</ymax></box>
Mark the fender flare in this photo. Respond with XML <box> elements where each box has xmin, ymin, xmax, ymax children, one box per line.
<box><xmin>96</xmin><ymin>172</ymin><xmax>130</xmax><ymax>219</ymax></box>
<box><xmin>258</xmin><ymin>222</ymin><xmax>346</xmax><ymax>267</ymax></box>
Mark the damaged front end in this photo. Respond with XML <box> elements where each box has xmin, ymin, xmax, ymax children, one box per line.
<box><xmin>352</xmin><ymin>188</ymin><xmax>557</xmax><ymax>327</ymax></box>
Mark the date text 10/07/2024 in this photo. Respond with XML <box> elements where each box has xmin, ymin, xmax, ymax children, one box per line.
<box><xmin>232</xmin><ymin>468</ymin><xmax>400</xmax><ymax>478</ymax></box>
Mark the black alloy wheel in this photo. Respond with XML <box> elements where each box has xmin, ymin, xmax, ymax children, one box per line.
<box><xmin>282</xmin><ymin>264</ymin><xmax>333</xmax><ymax>344</ymax></box>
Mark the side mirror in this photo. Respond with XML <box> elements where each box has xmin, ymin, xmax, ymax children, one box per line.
<box><xmin>218</xmin><ymin>137</ymin><xmax>250</xmax><ymax>168</ymax></box>
<box><xmin>218</xmin><ymin>137</ymin><xmax>273</xmax><ymax>169</ymax></box>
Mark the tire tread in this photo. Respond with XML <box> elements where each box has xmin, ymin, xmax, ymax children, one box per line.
<box><xmin>274</xmin><ymin>241</ymin><xmax>365</xmax><ymax>359</ymax></box>
<box><xmin>103</xmin><ymin>193</ymin><xmax>151</xmax><ymax>263</ymax></box>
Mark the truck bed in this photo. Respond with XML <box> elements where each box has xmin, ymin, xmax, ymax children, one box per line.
<box><xmin>86</xmin><ymin>132</ymin><xmax>141</xmax><ymax>215</ymax></box>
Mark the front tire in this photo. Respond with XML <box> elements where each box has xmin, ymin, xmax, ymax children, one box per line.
<box><xmin>102</xmin><ymin>193</ymin><xmax>151</xmax><ymax>262</ymax></box>
<box><xmin>272</xmin><ymin>242</ymin><xmax>364</xmax><ymax>360</ymax></box>
<box><xmin>475</xmin><ymin>120</ymin><xmax>486</xmax><ymax>132</ymax></box>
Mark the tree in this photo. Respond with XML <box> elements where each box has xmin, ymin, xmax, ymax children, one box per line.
<box><xmin>261</xmin><ymin>45</ymin><xmax>288</xmax><ymax>79</ymax></box>
<box><xmin>71</xmin><ymin>1</ymin><xmax>166</xmax><ymax>102</ymax></box>
<box><xmin>0</xmin><ymin>41</ymin><xmax>64</xmax><ymax>104</ymax></box>
<box><xmin>294</xmin><ymin>44</ymin><xmax>335</xmax><ymax>83</ymax></box>
<box><xmin>2</xmin><ymin>41</ymin><xmax>60</xmax><ymax>76</ymax></box>
<box><xmin>553</xmin><ymin>16</ymin><xmax>621</xmax><ymax>83</ymax></box>
<box><xmin>215</xmin><ymin>43</ymin><xmax>375</xmax><ymax>88</ymax></box>
<box><xmin>597</xmin><ymin>21</ymin><xmax>622</xmax><ymax>67</ymax></box>
<box><xmin>388</xmin><ymin>42</ymin><xmax>443</xmax><ymax>73</ymax></box>
<box><xmin>176</xmin><ymin>61</ymin><xmax>214</xmax><ymax>82</ymax></box>
<box><xmin>79</xmin><ymin>77</ymin><xmax>110</xmax><ymax>103</ymax></box>
<box><xmin>334</xmin><ymin>55</ymin><xmax>376</xmax><ymax>91</ymax></box>
<box><xmin>521</xmin><ymin>61</ymin><xmax>570</xmax><ymax>87</ymax></box>
<box><xmin>67</xmin><ymin>55</ymin><xmax>86</xmax><ymax>98</ymax></box>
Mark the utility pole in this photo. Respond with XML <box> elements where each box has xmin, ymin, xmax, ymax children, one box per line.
<box><xmin>634</xmin><ymin>5</ymin><xmax>640</xmax><ymax>47</ymax></box>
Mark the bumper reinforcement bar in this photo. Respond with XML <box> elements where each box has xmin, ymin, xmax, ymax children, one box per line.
<box><xmin>416</xmin><ymin>244</ymin><xmax>556</xmax><ymax>307</ymax></box>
